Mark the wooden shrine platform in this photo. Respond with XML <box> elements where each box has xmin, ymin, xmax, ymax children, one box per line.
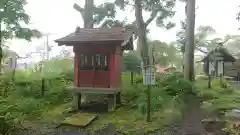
<box><xmin>66</xmin><ymin>86</ymin><xmax>120</xmax><ymax>94</ymax></box>
<box><xmin>66</xmin><ymin>86</ymin><xmax>121</xmax><ymax>112</ymax></box>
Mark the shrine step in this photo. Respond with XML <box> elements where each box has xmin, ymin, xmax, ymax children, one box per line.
<box><xmin>59</xmin><ymin>113</ymin><xmax>97</xmax><ymax>128</ymax></box>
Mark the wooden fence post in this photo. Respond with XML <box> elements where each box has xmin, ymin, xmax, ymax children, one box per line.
<box><xmin>130</xmin><ymin>71</ymin><xmax>134</xmax><ymax>85</ymax></box>
<box><xmin>41</xmin><ymin>78</ymin><xmax>45</xmax><ymax>97</ymax></box>
<box><xmin>208</xmin><ymin>75</ymin><xmax>211</xmax><ymax>88</ymax></box>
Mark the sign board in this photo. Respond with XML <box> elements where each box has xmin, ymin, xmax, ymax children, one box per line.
<box><xmin>143</xmin><ymin>66</ymin><xmax>156</xmax><ymax>85</ymax></box>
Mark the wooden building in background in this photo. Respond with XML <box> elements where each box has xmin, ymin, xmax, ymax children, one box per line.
<box><xmin>202</xmin><ymin>47</ymin><xmax>236</xmax><ymax>77</ymax></box>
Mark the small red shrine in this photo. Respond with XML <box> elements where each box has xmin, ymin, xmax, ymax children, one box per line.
<box><xmin>55</xmin><ymin>27</ymin><xmax>133</xmax><ymax>111</ymax></box>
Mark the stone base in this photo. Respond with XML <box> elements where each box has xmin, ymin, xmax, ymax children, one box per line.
<box><xmin>69</xmin><ymin>87</ymin><xmax>121</xmax><ymax>112</ymax></box>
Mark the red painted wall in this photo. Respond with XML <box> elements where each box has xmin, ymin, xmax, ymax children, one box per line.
<box><xmin>73</xmin><ymin>42</ymin><xmax>123</xmax><ymax>89</ymax></box>
<box><xmin>74</xmin><ymin>54</ymin><xmax>78</xmax><ymax>86</ymax></box>
<box><xmin>109</xmin><ymin>46</ymin><xmax>123</xmax><ymax>88</ymax></box>
<box><xmin>115</xmin><ymin>53</ymin><xmax>122</xmax><ymax>88</ymax></box>
<box><xmin>109</xmin><ymin>52</ymin><xmax>116</xmax><ymax>88</ymax></box>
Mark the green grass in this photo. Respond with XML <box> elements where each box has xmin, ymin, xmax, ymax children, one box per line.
<box><xmin>6</xmin><ymin>71</ymin><xmax>240</xmax><ymax>134</ymax></box>
<box><xmin>36</xmin><ymin>73</ymin><xmax>180</xmax><ymax>134</ymax></box>
<box><xmin>1</xmin><ymin>71</ymin><xmax>180</xmax><ymax>134</ymax></box>
<box><xmin>87</xmin><ymin>108</ymin><xmax>180</xmax><ymax>134</ymax></box>
<box><xmin>40</xmin><ymin>103</ymin><xmax>180</xmax><ymax>134</ymax></box>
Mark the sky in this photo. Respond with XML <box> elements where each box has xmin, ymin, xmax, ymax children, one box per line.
<box><xmin>6</xmin><ymin>0</ymin><xmax>240</xmax><ymax>63</ymax></box>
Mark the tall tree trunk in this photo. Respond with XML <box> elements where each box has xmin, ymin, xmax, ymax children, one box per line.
<box><xmin>135</xmin><ymin>0</ymin><xmax>151</xmax><ymax>122</ymax></box>
<box><xmin>184</xmin><ymin>0</ymin><xmax>195</xmax><ymax>81</ymax></box>
<box><xmin>0</xmin><ymin>19</ymin><xmax>2</xmax><ymax>74</ymax></box>
<box><xmin>182</xmin><ymin>52</ymin><xmax>185</xmax><ymax>72</ymax></box>
<box><xmin>134</xmin><ymin>0</ymin><xmax>149</xmax><ymax>66</ymax></box>
<box><xmin>182</xmin><ymin>0</ymin><xmax>206</xmax><ymax>135</ymax></box>
<box><xmin>84</xmin><ymin>0</ymin><xmax>94</xmax><ymax>28</ymax></box>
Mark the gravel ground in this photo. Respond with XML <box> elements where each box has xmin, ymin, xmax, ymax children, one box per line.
<box><xmin>11</xmin><ymin>121</ymin><xmax>229</xmax><ymax>135</ymax></box>
<box><xmin>12</xmin><ymin>124</ymin><xmax>182</xmax><ymax>135</ymax></box>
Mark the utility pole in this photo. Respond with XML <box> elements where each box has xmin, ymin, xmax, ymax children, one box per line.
<box><xmin>40</xmin><ymin>33</ymin><xmax>51</xmax><ymax>97</ymax></box>
<box><xmin>45</xmin><ymin>34</ymin><xmax>50</xmax><ymax>60</ymax></box>
<box><xmin>184</xmin><ymin>0</ymin><xmax>196</xmax><ymax>81</ymax></box>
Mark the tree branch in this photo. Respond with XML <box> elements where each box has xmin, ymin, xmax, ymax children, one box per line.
<box><xmin>73</xmin><ymin>3</ymin><xmax>84</xmax><ymax>19</ymax></box>
<box><xmin>196</xmin><ymin>47</ymin><xmax>208</xmax><ymax>53</ymax></box>
<box><xmin>87</xmin><ymin>21</ymin><xmax>95</xmax><ymax>28</ymax></box>
<box><xmin>125</xmin><ymin>3</ymin><xmax>135</xmax><ymax>6</ymax></box>
<box><xmin>98</xmin><ymin>18</ymin><xmax>113</xmax><ymax>28</ymax></box>
<box><xmin>144</xmin><ymin>11</ymin><xmax>158</xmax><ymax>27</ymax></box>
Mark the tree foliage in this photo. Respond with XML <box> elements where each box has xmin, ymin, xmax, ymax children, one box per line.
<box><xmin>223</xmin><ymin>35</ymin><xmax>240</xmax><ymax>58</ymax></box>
<box><xmin>0</xmin><ymin>0</ymin><xmax>41</xmax><ymax>68</ymax></box>
<box><xmin>115</xmin><ymin>0</ymin><xmax>176</xmax><ymax>29</ymax></box>
<box><xmin>176</xmin><ymin>24</ymin><xmax>219</xmax><ymax>54</ymax></box>
<box><xmin>123</xmin><ymin>51</ymin><xmax>141</xmax><ymax>73</ymax></box>
<box><xmin>176</xmin><ymin>20</ymin><xmax>186</xmax><ymax>53</ymax></box>
<box><xmin>121</xmin><ymin>0</ymin><xmax>176</xmax><ymax>67</ymax></box>
<box><xmin>39</xmin><ymin>58</ymin><xmax>73</xmax><ymax>75</ymax></box>
<box><xmin>0</xmin><ymin>0</ymin><xmax>41</xmax><ymax>40</ymax></box>
<box><xmin>237</xmin><ymin>5</ymin><xmax>240</xmax><ymax>28</ymax></box>
<box><xmin>148</xmin><ymin>40</ymin><xmax>182</xmax><ymax>67</ymax></box>
<box><xmin>74</xmin><ymin>1</ymin><xmax>138</xmax><ymax>36</ymax></box>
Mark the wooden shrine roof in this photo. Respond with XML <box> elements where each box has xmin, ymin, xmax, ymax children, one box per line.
<box><xmin>201</xmin><ymin>47</ymin><xmax>236</xmax><ymax>62</ymax></box>
<box><xmin>55</xmin><ymin>27</ymin><xmax>133</xmax><ymax>50</ymax></box>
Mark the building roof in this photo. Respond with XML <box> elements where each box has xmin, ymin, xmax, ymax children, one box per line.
<box><xmin>231</xmin><ymin>59</ymin><xmax>240</xmax><ymax>68</ymax></box>
<box><xmin>156</xmin><ymin>65</ymin><xmax>176</xmax><ymax>73</ymax></box>
<box><xmin>201</xmin><ymin>47</ymin><xmax>236</xmax><ymax>62</ymax></box>
<box><xmin>55</xmin><ymin>27</ymin><xmax>133</xmax><ymax>50</ymax></box>
<box><xmin>6</xmin><ymin>50</ymin><xmax>20</xmax><ymax>58</ymax></box>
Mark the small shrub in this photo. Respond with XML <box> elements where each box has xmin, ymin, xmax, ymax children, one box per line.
<box><xmin>223</xmin><ymin>122</ymin><xmax>240</xmax><ymax>135</ymax></box>
<box><xmin>0</xmin><ymin>116</ymin><xmax>12</xmax><ymax>135</ymax></box>
<box><xmin>0</xmin><ymin>112</ymin><xmax>23</xmax><ymax>135</ymax></box>
<box><xmin>60</xmin><ymin>70</ymin><xmax>74</xmax><ymax>82</ymax></box>
<box><xmin>134</xmin><ymin>75</ymin><xmax>143</xmax><ymax>85</ymax></box>
<box><xmin>211</xmin><ymin>78</ymin><xmax>229</xmax><ymax>89</ymax></box>
<box><xmin>0</xmin><ymin>76</ymin><xmax>16</xmax><ymax>97</ymax></box>
<box><xmin>160</xmin><ymin>72</ymin><xmax>194</xmax><ymax>96</ymax></box>
<box><xmin>137</xmin><ymin>87</ymin><xmax>168</xmax><ymax>114</ymax></box>
<box><xmin>121</xmin><ymin>85</ymin><xmax>143</xmax><ymax>106</ymax></box>
<box><xmin>211</xmin><ymin>78</ymin><xmax>233</xmax><ymax>94</ymax></box>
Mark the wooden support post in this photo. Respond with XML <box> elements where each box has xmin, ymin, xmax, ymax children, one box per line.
<box><xmin>77</xmin><ymin>93</ymin><xmax>81</xmax><ymax>110</ymax></box>
<box><xmin>116</xmin><ymin>92</ymin><xmax>121</xmax><ymax>107</ymax></box>
<box><xmin>146</xmin><ymin>85</ymin><xmax>151</xmax><ymax>122</ymax></box>
<box><xmin>237</xmin><ymin>71</ymin><xmax>240</xmax><ymax>84</ymax></box>
<box><xmin>73</xmin><ymin>93</ymin><xmax>82</xmax><ymax>110</ymax></box>
<box><xmin>41</xmin><ymin>78</ymin><xmax>45</xmax><ymax>97</ymax></box>
<box><xmin>73</xmin><ymin>61</ymin><xmax>81</xmax><ymax>110</ymax></box>
<box><xmin>108</xmin><ymin>94</ymin><xmax>116</xmax><ymax>112</ymax></box>
<box><xmin>73</xmin><ymin>94</ymin><xmax>77</xmax><ymax>109</ymax></box>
